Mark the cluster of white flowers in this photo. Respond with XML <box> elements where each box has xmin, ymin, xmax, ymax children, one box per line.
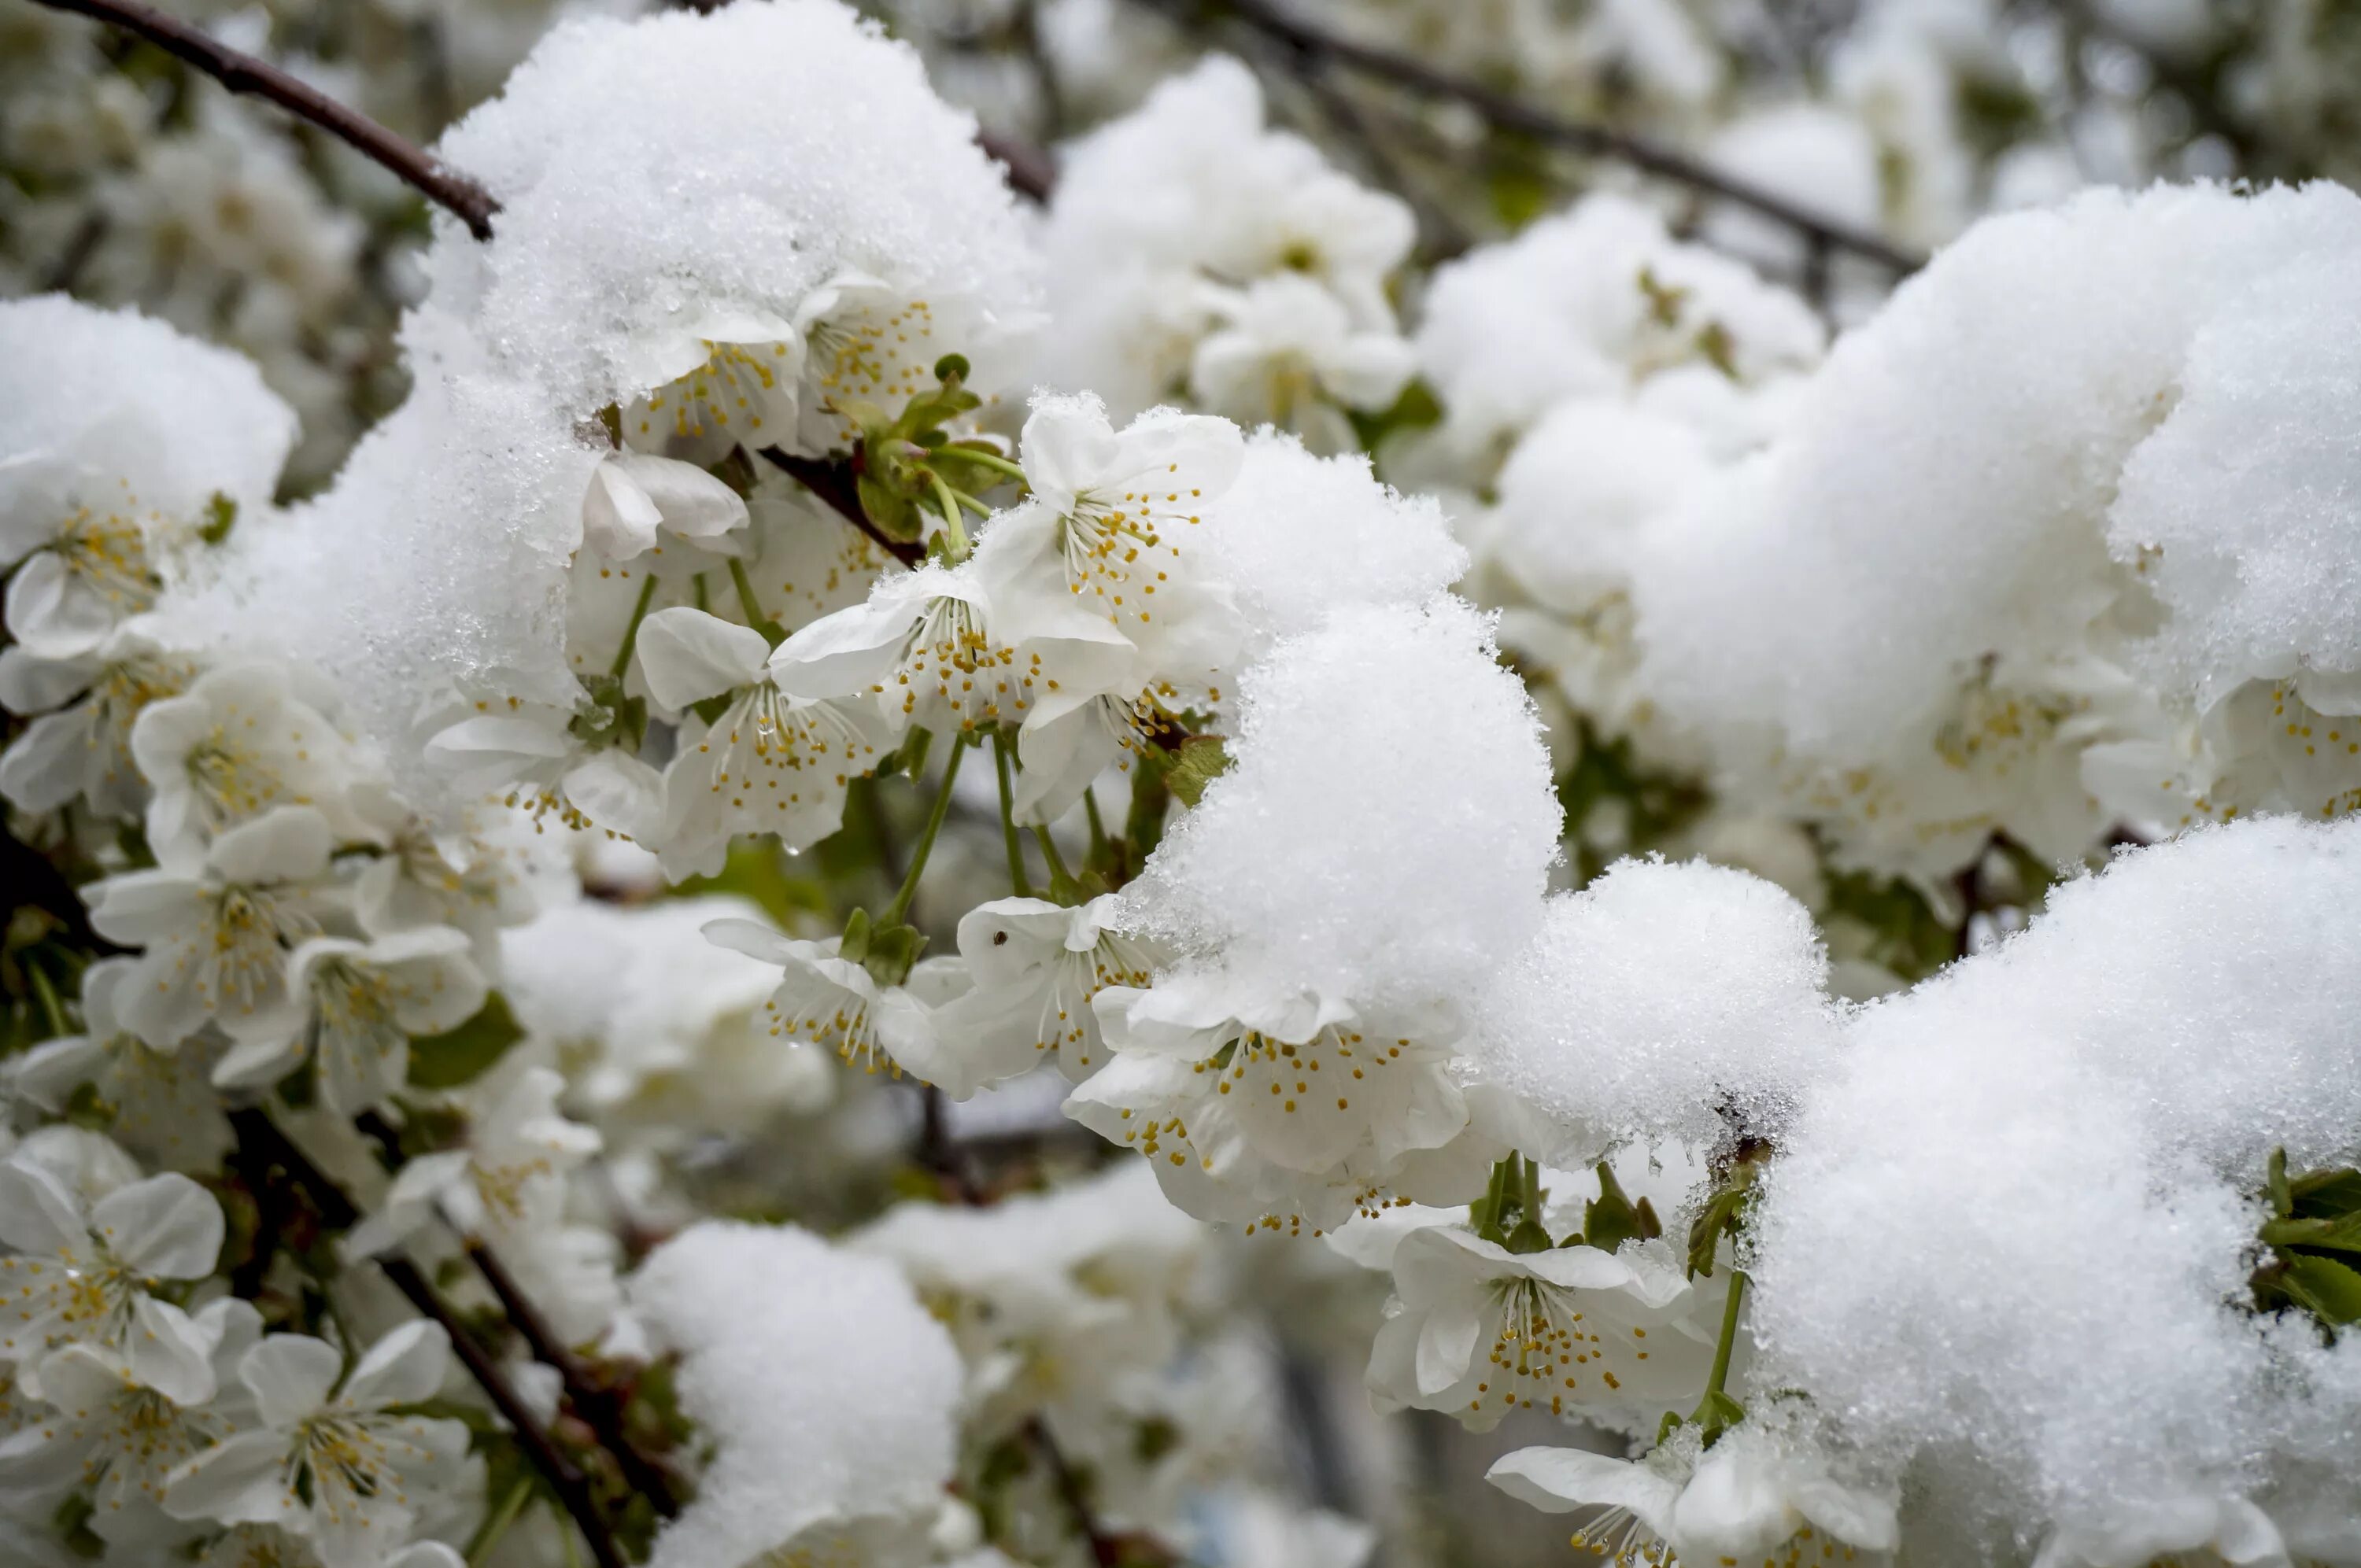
<box><xmin>9</xmin><ymin>2</ymin><xmax>2361</xmax><ymax>1566</ymax></box>
<box><xmin>1031</xmin><ymin>57</ymin><xmax>1417</xmax><ymax>453</ymax></box>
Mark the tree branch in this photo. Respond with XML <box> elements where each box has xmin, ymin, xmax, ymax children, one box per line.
<box><xmin>26</xmin><ymin>0</ymin><xmax>501</xmax><ymax>241</ymax></box>
<box><xmin>1132</xmin><ymin>0</ymin><xmax>1923</xmax><ymax>274</ymax></box>
<box><xmin>758</xmin><ymin>445</ymin><xmax>926</xmax><ymax>567</ymax></box>
<box><xmin>351</xmin><ymin>1112</ymin><xmax>685</xmax><ymax>1519</ymax></box>
<box><xmin>225</xmin><ymin>1109</ymin><xmax>627</xmax><ymax>1568</ymax></box>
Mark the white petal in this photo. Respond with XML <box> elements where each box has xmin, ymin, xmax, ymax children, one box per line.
<box><xmin>339</xmin><ymin>1319</ymin><xmax>451</xmax><ymax>1411</ymax></box>
<box><xmin>162</xmin><ymin>1430</ymin><xmax>296</xmax><ymax>1526</ymax></box>
<box><xmin>239</xmin><ymin>1333</ymin><xmax>343</xmax><ymax>1426</ymax></box>
<box><xmin>1487</xmin><ymin>1448</ymin><xmax>1682</xmax><ymax>1533</ymax></box>
<box><xmin>207</xmin><ymin>806</ymin><xmax>334</xmax><ymax>884</ymax></box>
<box><xmin>125</xmin><ymin>1295</ymin><xmax>220</xmax><ymax>1406</ymax></box>
<box><xmin>611</xmin><ymin>452</ymin><xmax>748</xmax><ymax>542</ymax></box>
<box><xmin>0</xmin><ymin>1157</ymin><xmax>85</xmax><ymax>1255</ymax></box>
<box><xmin>92</xmin><ymin>1172</ymin><xmax>223</xmax><ymax>1278</ymax></box>
<box><xmin>636</xmin><ymin>607</ymin><xmax>771</xmax><ymax>711</ymax></box>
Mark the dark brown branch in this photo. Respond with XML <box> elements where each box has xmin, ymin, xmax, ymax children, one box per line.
<box><xmin>1134</xmin><ymin>0</ymin><xmax>1924</xmax><ymax>274</ymax></box>
<box><xmin>467</xmin><ymin>1236</ymin><xmax>686</xmax><ymax>1517</ymax></box>
<box><xmin>225</xmin><ymin>1109</ymin><xmax>627</xmax><ymax>1568</ymax></box>
<box><xmin>26</xmin><ymin>0</ymin><xmax>501</xmax><ymax>241</ymax></box>
<box><xmin>979</xmin><ymin>127</ymin><xmax>1058</xmax><ymax>203</ymax></box>
<box><xmin>758</xmin><ymin>445</ymin><xmax>926</xmax><ymax>567</ymax></box>
<box><xmin>1025</xmin><ymin>1416</ymin><xmax>1129</xmax><ymax>1568</ymax></box>
<box><xmin>352</xmin><ymin>1112</ymin><xmax>684</xmax><ymax>1518</ymax></box>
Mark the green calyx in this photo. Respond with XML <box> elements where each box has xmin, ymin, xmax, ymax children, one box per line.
<box><xmin>848</xmin><ymin>354</ymin><xmax>1027</xmax><ymax>559</ymax></box>
<box><xmin>838</xmin><ymin>906</ymin><xmax>929</xmax><ymax>989</ymax></box>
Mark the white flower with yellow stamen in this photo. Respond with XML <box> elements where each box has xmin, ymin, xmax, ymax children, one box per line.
<box><xmin>0</xmin><ymin>620</ymin><xmax>194</xmax><ymax>821</ymax></box>
<box><xmin>1489</xmin><ymin>1421</ymin><xmax>1899</xmax><ymax>1568</ymax></box>
<box><xmin>618</xmin><ymin>274</ymin><xmax>975</xmax><ymax>464</ymax></box>
<box><xmin>213</xmin><ymin>927</ymin><xmax>488</xmax><ymax>1118</ymax></box>
<box><xmin>343</xmin><ymin>1065</ymin><xmax>600</xmax><ymax>1257</ymax></box>
<box><xmin>161</xmin><ymin>1323</ymin><xmax>471</xmax><ymax>1568</ymax></box>
<box><xmin>420</xmin><ymin>689</ymin><xmax>666</xmax><ymax>845</ymax></box>
<box><xmin>1188</xmin><ymin>277</ymin><xmax>1415</xmax><ymax>458</ymax></box>
<box><xmin>634</xmin><ymin>607</ymin><xmax>896</xmax><ymax>881</ymax></box>
<box><xmin>702</xmin><ymin>917</ymin><xmax>969</xmax><ymax>1091</ymax></box>
<box><xmin>937</xmin><ymin>895</ymin><xmax>1162</xmax><ymax>1084</ymax></box>
<box><xmin>1065</xmin><ymin>971</ymin><xmax>1477</xmax><ymax>1233</ymax></box>
<box><xmin>1366</xmin><ymin>1224</ymin><xmax>1721</xmax><ymax>1430</ymax></box>
<box><xmin>129</xmin><ymin>661</ymin><xmax>372</xmax><ymax>876</ymax></box>
<box><xmin>11</xmin><ymin>957</ymin><xmax>231</xmax><ymax>1176</ymax></box>
<box><xmin>0</xmin><ymin>1297</ymin><xmax>260</xmax><ymax>1546</ymax></box>
<box><xmin>973</xmin><ymin>395</ymin><xmax>1247</xmax><ymax>674</ymax></box>
<box><xmin>0</xmin><ymin>1160</ymin><xmax>224</xmax><ymax>1406</ymax></box>
<box><xmin>0</xmin><ymin>446</ymin><xmax>172</xmax><ymax>661</ymax></box>
<box><xmin>85</xmin><ymin>805</ymin><xmax>339</xmax><ymax>1051</ymax></box>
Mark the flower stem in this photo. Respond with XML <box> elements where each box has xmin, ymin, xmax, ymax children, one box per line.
<box><xmin>928</xmin><ymin>468</ymin><xmax>971</xmax><ymax>557</ymax></box>
<box><xmin>1082</xmin><ymin>788</ymin><xmax>1110</xmax><ymax>867</ymax></box>
<box><xmin>608</xmin><ymin>572</ymin><xmax>660</xmax><ymax>679</ymax></box>
<box><xmin>1705</xmin><ymin>1267</ymin><xmax>1747</xmax><ymax>1403</ymax></box>
<box><xmin>1032</xmin><ymin>822</ymin><xmax>1073</xmax><ymax>887</ymax></box>
<box><xmin>948</xmin><ymin>445</ymin><xmax>1031</xmax><ymax>485</ymax></box>
<box><xmin>467</xmin><ymin>1477</ymin><xmax>534</xmax><ymax>1566</ymax></box>
<box><xmin>726</xmin><ymin>557</ymin><xmax>769</xmax><ymax>629</ymax></box>
<box><xmin>24</xmin><ymin>958</ymin><xmax>67</xmax><ymax>1039</ymax></box>
<box><xmin>992</xmin><ymin>732</ymin><xmax>1033</xmax><ymax>898</ymax></box>
<box><xmin>884</xmin><ymin>732</ymin><xmax>970</xmax><ymax>926</ymax></box>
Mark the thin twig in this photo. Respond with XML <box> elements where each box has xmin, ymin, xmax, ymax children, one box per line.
<box><xmin>1134</xmin><ymin>0</ymin><xmax>1923</xmax><ymax>273</ymax></box>
<box><xmin>1025</xmin><ymin>1416</ymin><xmax>1126</xmax><ymax>1568</ymax></box>
<box><xmin>468</xmin><ymin>1237</ymin><xmax>686</xmax><ymax>1516</ymax></box>
<box><xmin>758</xmin><ymin>445</ymin><xmax>925</xmax><ymax>566</ymax></box>
<box><xmin>225</xmin><ymin>1109</ymin><xmax>628</xmax><ymax>1568</ymax></box>
<box><xmin>349</xmin><ymin>1112</ymin><xmax>683</xmax><ymax>1517</ymax></box>
<box><xmin>26</xmin><ymin>0</ymin><xmax>500</xmax><ymax>240</ymax></box>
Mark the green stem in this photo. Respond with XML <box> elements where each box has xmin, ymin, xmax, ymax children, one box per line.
<box><xmin>557</xmin><ymin>1503</ymin><xmax>586</xmax><ymax>1568</ymax></box>
<box><xmin>992</xmin><ymin>732</ymin><xmax>1033</xmax><ymax>898</ymax></box>
<box><xmin>1082</xmin><ymin>788</ymin><xmax>1109</xmax><ymax>867</ymax></box>
<box><xmin>948</xmin><ymin>445</ymin><xmax>1030</xmax><ymax>484</ymax></box>
<box><xmin>1032</xmin><ymin>822</ymin><xmax>1073</xmax><ymax>887</ymax></box>
<box><xmin>1703</xmin><ymin>1268</ymin><xmax>1747</xmax><ymax>1404</ymax></box>
<box><xmin>25</xmin><ymin>959</ymin><xmax>68</xmax><ymax>1039</ymax></box>
<box><xmin>884</xmin><ymin>732</ymin><xmax>970</xmax><ymax>926</ymax></box>
<box><xmin>726</xmin><ymin>557</ymin><xmax>768</xmax><ymax>629</ymax></box>
<box><xmin>608</xmin><ymin>573</ymin><xmax>661</xmax><ymax>679</ymax></box>
<box><xmin>467</xmin><ymin>1477</ymin><xmax>534</xmax><ymax>1566</ymax></box>
<box><xmin>927</xmin><ymin>468</ymin><xmax>970</xmax><ymax>557</ymax></box>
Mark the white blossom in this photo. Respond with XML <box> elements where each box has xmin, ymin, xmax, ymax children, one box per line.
<box><xmin>162</xmin><ymin>1323</ymin><xmax>470</xmax><ymax>1568</ymax></box>
<box><xmin>936</xmin><ymin>895</ymin><xmax>1160</xmax><ymax>1084</ymax></box>
<box><xmin>213</xmin><ymin>927</ymin><xmax>489</xmax><ymax>1116</ymax></box>
<box><xmin>1366</xmin><ymin>1224</ymin><xmax>1723</xmax><ymax>1429</ymax></box>
<box><xmin>0</xmin><ymin>1161</ymin><xmax>224</xmax><ymax>1404</ymax></box>
<box><xmin>83</xmin><ymin>804</ymin><xmax>339</xmax><ymax>1051</ymax></box>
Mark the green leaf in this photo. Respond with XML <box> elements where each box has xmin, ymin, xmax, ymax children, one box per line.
<box><xmin>2281</xmin><ymin>1254</ymin><xmax>2361</xmax><ymax>1326</ymax></box>
<box><xmin>2267</xmin><ymin>1146</ymin><xmax>2293</xmax><ymax>1218</ymax></box>
<box><xmin>2262</xmin><ymin>1214</ymin><xmax>2361</xmax><ymax>1256</ymax></box>
<box><xmin>406</xmin><ymin>993</ymin><xmax>525</xmax><ymax>1090</ymax></box>
<box><xmin>1163</xmin><ymin>736</ymin><xmax>1232</xmax><ymax>809</ymax></box>
<box><xmin>2292</xmin><ymin>1165</ymin><xmax>2361</xmax><ymax>1217</ymax></box>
